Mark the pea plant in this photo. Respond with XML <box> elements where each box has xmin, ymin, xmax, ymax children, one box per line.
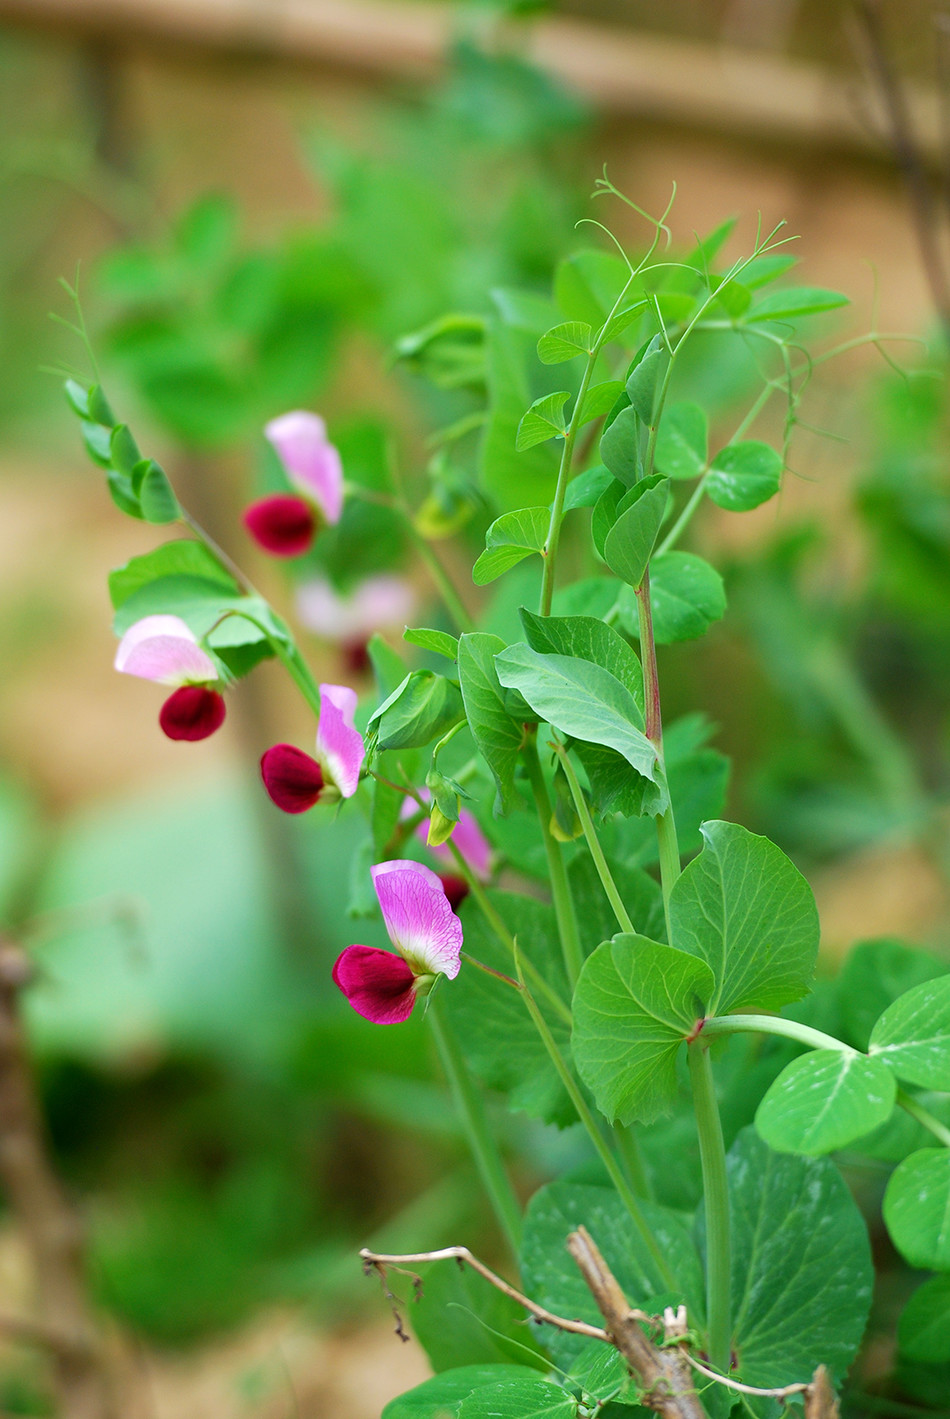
<box><xmin>59</xmin><ymin>182</ymin><xmax>950</xmax><ymax>1417</ymax></box>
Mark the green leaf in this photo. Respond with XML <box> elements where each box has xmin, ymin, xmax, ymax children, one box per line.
<box><xmin>458</xmin><ymin>1378</ymin><xmax>576</xmax><ymax>1419</ymax></box>
<box><xmin>569</xmin><ymin>855</ymin><xmax>665</xmax><ymax>956</ymax></box>
<box><xmin>838</xmin><ymin>938</ymin><xmax>948</xmax><ymax>1050</ymax></box>
<box><xmin>603</xmin><ymin>477</ymin><xmax>670</xmax><ymax>589</ymax></box>
<box><xmin>641</xmin><ymin>551</ymin><xmax>725</xmax><ymax>644</ymax></box>
<box><xmin>445</xmin><ymin>892</ymin><xmax>574</xmax><ymax>1125</ymax></box>
<box><xmin>741</xmin><ymin>254</ymin><xmax>798</xmax><ymax>290</ymax></box>
<box><xmin>654</xmin><ymin>403</ymin><xmax>708</xmax><ymax>481</ymax></box>
<box><xmin>383</xmin><ymin>1367</ymin><xmax>542</xmax><ymax>1419</ymax></box>
<box><xmin>562</xmin><ymin>465</ymin><xmax>613</xmax><ymax>513</ymax></box>
<box><xmin>106</xmin><ymin>469</ymin><xmax>143</xmax><ymax>519</ymax></box>
<box><xmin>368</xmin><ymin>633</ymin><xmax>409</xmax><ymax>700</ymax></box>
<box><xmin>669</xmin><ymin>820</ymin><xmax>819</xmax><ymax>1015</ymax></box>
<box><xmin>409</xmin><ymin>1263</ymin><xmax>547</xmax><ymax>1374</ymax></box>
<box><xmin>519</xmin><ymin>609</ymin><xmax>643</xmax><ymax>709</ymax></box>
<box><xmin>707</xmin><ymin>441</ymin><xmax>781</xmax><ymax>512</ymax></box>
<box><xmin>404</xmin><ymin>626</ymin><xmax>459</xmax><ymax>661</ymax></box>
<box><xmin>869</xmin><ymin>976</ymin><xmax>950</xmax><ymax>1090</ymax></box>
<box><xmin>591</xmin><ymin>478</ymin><xmax>627</xmax><ymax>559</ymax></box>
<box><xmin>64</xmin><ymin>379</ymin><xmax>90</xmax><ymax>419</ymax></box>
<box><xmin>109</xmin><ymin>541</ymin><xmax>238</xmax><ymax>608</ymax></box>
<box><xmin>578</xmin><ymin>381</ymin><xmax>624</xmax><ymax>426</ymax></box>
<box><xmin>473</xmin><ymin>508</ymin><xmax>550</xmax><ymax>586</ymax></box>
<box><xmin>87</xmin><ymin>384</ymin><xmax>115</xmax><ymax>426</ymax></box>
<box><xmin>599</xmin><ymin>405</ymin><xmax>641</xmax><ymax>487</ymax></box>
<box><xmin>368</xmin><ymin>670</ymin><xmax>464</xmax><ymax>751</ymax></box>
<box><xmin>81</xmin><ymin>420</ymin><xmax>113</xmax><ymax>470</ymax></box>
<box><xmin>493</xmin><ymin>645</ymin><xmax>661</xmax><ymax>789</ymax></box>
<box><xmin>625</xmin><ymin>336</ymin><xmax>667</xmax><ymax>424</ymax></box>
<box><xmin>884</xmin><ymin>1149</ymin><xmax>950</xmax><ymax>1269</ymax></box>
<box><xmin>555</xmin><ymin>250</ymin><xmax>630</xmax><ymax>327</ymax></box>
<box><xmin>537</xmin><ymin>321</ymin><xmax>592</xmax><ymax>365</ymax></box>
<box><xmin>755</xmin><ymin>1049</ymin><xmax>896</xmax><ymax>1156</ymax></box>
<box><xmin>110</xmin><ymin>424</ymin><xmax>142</xmax><ymax>478</ymax></box>
<box><xmin>132</xmin><ymin>459</ymin><xmax>180</xmax><ymax>524</ymax></box>
<box><xmin>899</xmin><ymin>1275</ymin><xmax>950</xmax><ymax>1363</ymax></box>
<box><xmin>371</xmin><ymin>775</ymin><xmax>403</xmax><ymax>857</ymax></box>
<box><xmin>520</xmin><ymin>1180</ymin><xmax>704</xmax><ymax>1368</ymax></box>
<box><xmin>724</xmin><ymin>1128</ymin><xmax>873</xmax><ymax>1390</ymax></box>
<box><xmin>481</xmin><ymin>316</ymin><xmax>559</xmax><ymax>509</ymax></box>
<box><xmin>458</xmin><ymin>634</ymin><xmax>524</xmax><ymax>816</ymax></box>
<box><xmin>601</xmin><ymin>301</ymin><xmax>649</xmax><ymax>345</ymax></box>
<box><xmin>516</xmin><ymin>392</ymin><xmax>571</xmax><ymax>451</ymax></box>
<box><xmin>748</xmin><ymin>285</ymin><xmax>848</xmax><ymax>323</ymax></box>
<box><xmin>573</xmin><ymin>935</ymin><xmax>714</xmax><ymax>1124</ymax></box>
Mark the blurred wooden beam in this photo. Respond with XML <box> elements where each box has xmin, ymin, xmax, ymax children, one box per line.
<box><xmin>0</xmin><ymin>0</ymin><xmax>940</xmax><ymax>162</ymax></box>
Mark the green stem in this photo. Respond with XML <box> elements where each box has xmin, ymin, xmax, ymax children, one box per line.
<box><xmin>635</xmin><ymin>575</ymin><xmax>681</xmax><ymax>935</ymax></box>
<box><xmin>406</xmin><ymin>521</ymin><xmax>475</xmax><ymax>635</ymax></box>
<box><xmin>897</xmin><ymin>1089</ymin><xmax>950</xmax><ymax>1148</ymax></box>
<box><xmin>522</xmin><ymin>739</ymin><xmax>584</xmax><ymax>988</ymax></box>
<box><xmin>656</xmin><ymin>471</ymin><xmax>710</xmax><ymax>557</ymax></box>
<box><xmin>427</xmin><ymin>992</ymin><xmax>522</xmax><ymax>1257</ymax></box>
<box><xmin>445</xmin><ymin>838</ymin><xmax>572</xmax><ymax>1026</ymax></box>
<box><xmin>552</xmin><ymin>743</ymin><xmax>634</xmax><ymax>935</ymax></box>
<box><xmin>540</xmin><ymin>356</ymin><xmax>597</xmax><ymax>617</ymax></box>
<box><xmin>614</xmin><ymin>1123</ymin><xmax>653</xmax><ymax>1201</ymax></box>
<box><xmin>701</xmin><ymin>1014</ymin><xmax>852</xmax><ymax>1054</ymax></box>
<box><xmin>688</xmin><ymin>1040</ymin><xmax>731</xmax><ymax>1374</ymax></box>
<box><xmin>517</xmin><ymin>968</ymin><xmax>677</xmax><ymax>1290</ymax></box>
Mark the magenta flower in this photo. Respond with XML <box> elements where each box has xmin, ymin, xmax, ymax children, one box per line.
<box><xmin>260</xmin><ymin>682</ymin><xmax>364</xmax><ymax>811</ymax></box>
<box><xmin>295</xmin><ymin>574</ymin><xmax>416</xmax><ymax>674</ymax></box>
<box><xmin>114</xmin><ymin>615</ymin><xmax>226</xmax><ymax>742</ymax></box>
<box><xmin>333</xmin><ymin>861</ymin><xmax>463</xmax><ymax>1024</ymax></box>
<box><xmin>244</xmin><ymin>412</ymin><xmax>344</xmax><ymax>558</ymax></box>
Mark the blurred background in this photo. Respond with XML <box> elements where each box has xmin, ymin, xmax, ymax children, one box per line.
<box><xmin>0</xmin><ymin>0</ymin><xmax>949</xmax><ymax>1414</ymax></box>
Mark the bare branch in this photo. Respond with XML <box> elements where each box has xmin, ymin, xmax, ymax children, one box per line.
<box><xmin>681</xmin><ymin>1351</ymin><xmax>808</xmax><ymax>1400</ymax></box>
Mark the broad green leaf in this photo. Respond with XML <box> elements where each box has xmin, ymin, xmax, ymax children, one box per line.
<box><xmin>562</xmin><ymin>465</ymin><xmax>613</xmax><ymax>513</ymax></box>
<box><xmin>493</xmin><ymin>646</ymin><xmax>660</xmax><ymax>787</ymax></box>
<box><xmin>109</xmin><ymin>540</ymin><xmax>237</xmax><ymax>608</ymax></box>
<box><xmin>654</xmin><ymin>403</ymin><xmax>707</xmax><ymax>481</ymax></box>
<box><xmin>550</xmin><ymin>577</ymin><xmax>617</xmax><ymax>620</ymax></box>
<box><xmin>383</xmin><ymin>1366</ymin><xmax>542</xmax><ymax>1419</ymax></box>
<box><xmin>458</xmin><ymin>634</ymin><xmax>523</xmax><ymax>816</ymax></box>
<box><xmin>537</xmin><ymin>321</ymin><xmax>592</xmax><ymax>365</ymax></box>
<box><xmin>741</xmin><ymin>254</ymin><xmax>798</xmax><ymax>290</ymax></box>
<box><xmin>601</xmin><ymin>300</ymin><xmax>649</xmax><ymax>345</ymax></box>
<box><xmin>755</xmin><ymin>1049</ymin><xmax>896</xmax><ymax>1156</ymax></box>
<box><xmin>569</xmin><ymin>855</ymin><xmax>665</xmax><ymax>955</ymax></box>
<box><xmin>591</xmin><ymin>479</ymin><xmax>627</xmax><ymax>559</ymax></box>
<box><xmin>899</xmin><ymin>1275</ymin><xmax>950</xmax><ymax>1363</ymax></box>
<box><xmin>409</xmin><ymin>1262</ymin><xmax>547</xmax><ymax>1373</ymax></box>
<box><xmin>368</xmin><ymin>633</ymin><xmax>408</xmax><ymax>699</ymax></box>
<box><xmin>838</xmin><ymin>938</ymin><xmax>948</xmax><ymax>1050</ymax></box>
<box><xmin>112</xmin><ymin>578</ymin><xmax>286</xmax><ymax>678</ymax></box>
<box><xmin>404</xmin><ymin>626</ymin><xmax>459</xmax><ymax>661</ymax></box>
<box><xmin>573</xmin><ymin>935</ymin><xmax>714</xmax><ymax>1123</ymax></box>
<box><xmin>707</xmin><ymin>441</ymin><xmax>781</xmax><ymax>512</ymax></box>
<box><xmin>870</xmin><ymin>976</ymin><xmax>950</xmax><ymax>1090</ymax></box>
<box><xmin>669</xmin><ymin>820</ymin><xmax>819</xmax><ymax>1015</ymax></box>
<box><xmin>473</xmin><ymin>508</ymin><xmax>550</xmax><ymax>586</ymax></box>
<box><xmin>884</xmin><ymin>1148</ymin><xmax>950</xmax><ymax>1269</ymax></box>
<box><xmin>481</xmin><ymin>316</ymin><xmax>560</xmax><ymax>510</ymax></box>
<box><xmin>625</xmin><ymin>335</ymin><xmax>667</xmax><ymax>424</ymax></box>
<box><xmin>132</xmin><ymin>459</ymin><xmax>180</xmax><ymax>524</ymax></box>
<box><xmin>371</xmin><ymin>774</ymin><xmax>403</xmax><ymax>857</ymax></box>
<box><xmin>724</xmin><ymin>1128</ymin><xmax>873</xmax><ymax>1390</ymax></box>
<box><xmin>599</xmin><ymin>405</ymin><xmax>641</xmax><ymax>487</ymax></box>
<box><xmin>110</xmin><ymin>423</ymin><xmax>142</xmax><ymax>478</ymax></box>
<box><xmin>555</xmin><ymin>250</ymin><xmax>630</xmax><ymax>327</ymax></box>
<box><xmin>748</xmin><ymin>285</ymin><xmax>848</xmax><ymax>323</ymax></box>
<box><xmin>639</xmin><ymin>551</ymin><xmax>725</xmax><ymax>644</ymax></box>
<box><xmin>520</xmin><ymin>1180</ymin><xmax>704</xmax><ymax>1368</ymax></box>
<box><xmin>444</xmin><ymin>892</ymin><xmax>574</xmax><ymax>1126</ymax></box>
<box><xmin>368</xmin><ymin>671</ymin><xmax>463</xmax><ymax>751</ymax></box>
<box><xmin>707</xmin><ymin>276</ymin><xmax>751</xmax><ymax>319</ymax></box>
<box><xmin>516</xmin><ymin>392</ymin><xmax>571</xmax><ymax>451</ymax></box>
<box><xmin>459</xmin><ymin>1379</ymin><xmax>576</xmax><ymax>1419</ymax></box>
<box><xmin>519</xmin><ymin>609</ymin><xmax>643</xmax><ymax>709</ymax></box>
<box><xmin>578</xmin><ymin>380</ymin><xmax>624</xmax><ymax>426</ymax></box>
<box><xmin>603</xmin><ymin>476</ymin><xmax>670</xmax><ymax>589</ymax></box>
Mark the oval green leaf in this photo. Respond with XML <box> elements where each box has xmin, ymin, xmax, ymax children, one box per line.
<box><xmin>603</xmin><ymin>476</ymin><xmax>670</xmax><ymax>589</ymax></box>
<box><xmin>755</xmin><ymin>1049</ymin><xmax>896</xmax><ymax>1156</ymax></box>
<box><xmin>537</xmin><ymin>321</ymin><xmax>592</xmax><ymax>365</ymax></box>
<box><xmin>707</xmin><ymin>441</ymin><xmax>782</xmax><ymax>512</ymax></box>
<box><xmin>884</xmin><ymin>1148</ymin><xmax>950</xmax><ymax>1269</ymax></box>
<box><xmin>899</xmin><ymin>1275</ymin><xmax>950</xmax><ymax>1364</ymax></box>
<box><xmin>515</xmin><ymin>391</ymin><xmax>571</xmax><ymax>451</ymax></box>
<box><xmin>646</xmin><ymin>551</ymin><xmax>726</xmax><ymax>644</ymax></box>
<box><xmin>654</xmin><ymin>402</ymin><xmax>708</xmax><ymax>481</ymax></box>
<box><xmin>473</xmin><ymin>507</ymin><xmax>550</xmax><ymax>585</ymax></box>
<box><xmin>870</xmin><ymin>976</ymin><xmax>950</xmax><ymax>1090</ymax></box>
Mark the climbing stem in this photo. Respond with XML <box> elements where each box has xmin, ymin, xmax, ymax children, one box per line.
<box><xmin>634</xmin><ymin>573</ymin><xmax>681</xmax><ymax>934</ymax></box>
<box><xmin>551</xmin><ymin>742</ymin><xmax>634</xmax><ymax>935</ymax></box>
<box><xmin>517</xmin><ymin>968</ymin><xmax>677</xmax><ymax>1290</ymax></box>
<box><xmin>688</xmin><ymin>1040</ymin><xmax>731</xmax><ymax>1375</ymax></box>
<box><xmin>540</xmin><ymin>355</ymin><xmax>596</xmax><ymax>617</ymax></box>
<box><xmin>897</xmin><ymin>1089</ymin><xmax>950</xmax><ymax>1148</ymax></box>
<box><xmin>522</xmin><ymin>738</ymin><xmax>584</xmax><ymax>988</ymax></box>
<box><xmin>427</xmin><ymin>992</ymin><xmax>522</xmax><ymax>1257</ymax></box>
<box><xmin>701</xmin><ymin>1014</ymin><xmax>852</xmax><ymax>1054</ymax></box>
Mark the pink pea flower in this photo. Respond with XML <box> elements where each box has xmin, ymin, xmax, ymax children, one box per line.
<box><xmin>260</xmin><ymin>683</ymin><xmax>364</xmax><ymax>812</ymax></box>
<box><xmin>400</xmin><ymin>791</ymin><xmax>493</xmax><ymax>909</ymax></box>
<box><xmin>114</xmin><ymin>614</ymin><xmax>226</xmax><ymax>742</ymax></box>
<box><xmin>295</xmin><ymin>574</ymin><xmax>416</xmax><ymax>675</ymax></box>
<box><xmin>333</xmin><ymin>860</ymin><xmax>463</xmax><ymax>1024</ymax></box>
<box><xmin>244</xmin><ymin>411</ymin><xmax>344</xmax><ymax>558</ymax></box>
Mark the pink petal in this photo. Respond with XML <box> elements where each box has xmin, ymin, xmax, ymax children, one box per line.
<box><xmin>400</xmin><ymin>791</ymin><xmax>493</xmax><ymax>880</ymax></box>
<box><xmin>438</xmin><ymin>874</ymin><xmax>470</xmax><ymax>911</ymax></box>
<box><xmin>350</xmin><ymin>576</ymin><xmax>417</xmax><ymax>634</ymax></box>
<box><xmin>315</xmin><ymin>683</ymin><xmax>364</xmax><ymax>798</ymax></box>
<box><xmin>370</xmin><ymin>860</ymin><xmax>462</xmax><ymax>979</ymax></box>
<box><xmin>159</xmin><ymin>686</ymin><xmax>226</xmax><ymax>741</ymax></box>
<box><xmin>332</xmin><ymin>944</ymin><xmax>417</xmax><ymax>1025</ymax></box>
<box><xmin>264</xmin><ymin>411</ymin><xmax>343</xmax><ymax>526</ymax></box>
<box><xmin>260</xmin><ymin>744</ymin><xmax>324</xmax><ymax>813</ymax></box>
<box><xmin>115</xmin><ymin>615</ymin><xmax>218</xmax><ymax>686</ymax></box>
<box><xmin>243</xmin><ymin>494</ymin><xmax>315</xmax><ymax>557</ymax></box>
<box><xmin>295</xmin><ymin>575</ymin><xmax>417</xmax><ymax>641</ymax></box>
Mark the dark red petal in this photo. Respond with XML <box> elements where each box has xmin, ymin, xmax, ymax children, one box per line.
<box><xmin>260</xmin><ymin>743</ymin><xmax>324</xmax><ymax>813</ymax></box>
<box><xmin>243</xmin><ymin>495</ymin><xmax>316</xmax><ymax>557</ymax></box>
<box><xmin>341</xmin><ymin>639</ymin><xmax>371</xmax><ymax>677</ymax></box>
<box><xmin>159</xmin><ymin>686</ymin><xmax>226</xmax><ymax>742</ymax></box>
<box><xmin>332</xmin><ymin>945</ymin><xmax>417</xmax><ymax>1025</ymax></box>
<box><xmin>438</xmin><ymin>874</ymin><xmax>470</xmax><ymax>912</ymax></box>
